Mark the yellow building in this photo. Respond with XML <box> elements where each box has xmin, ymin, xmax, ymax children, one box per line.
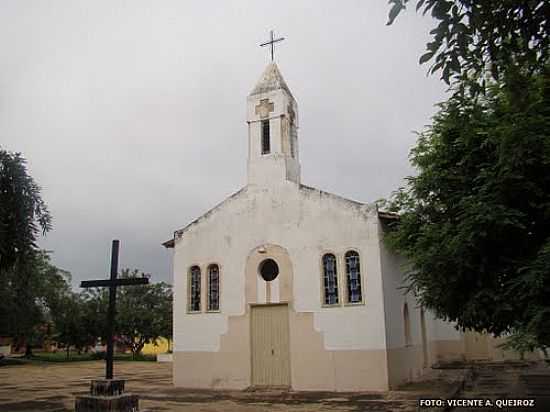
<box><xmin>142</xmin><ymin>338</ymin><xmax>171</xmax><ymax>355</ymax></box>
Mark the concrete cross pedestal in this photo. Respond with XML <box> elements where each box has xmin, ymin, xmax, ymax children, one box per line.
<box><xmin>75</xmin><ymin>379</ymin><xmax>139</xmax><ymax>412</ymax></box>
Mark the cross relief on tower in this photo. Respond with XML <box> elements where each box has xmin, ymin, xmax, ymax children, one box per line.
<box><xmin>255</xmin><ymin>99</ymin><xmax>274</xmax><ymax>119</ymax></box>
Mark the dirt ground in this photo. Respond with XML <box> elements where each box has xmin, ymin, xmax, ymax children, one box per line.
<box><xmin>0</xmin><ymin>360</ymin><xmax>459</xmax><ymax>412</ymax></box>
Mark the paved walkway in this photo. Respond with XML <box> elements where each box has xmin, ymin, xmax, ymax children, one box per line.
<box><xmin>456</xmin><ymin>362</ymin><xmax>550</xmax><ymax>412</ymax></box>
<box><xmin>0</xmin><ymin>360</ymin><xmax>462</xmax><ymax>412</ymax></box>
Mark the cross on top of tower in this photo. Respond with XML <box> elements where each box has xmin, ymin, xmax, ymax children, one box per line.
<box><xmin>260</xmin><ymin>30</ymin><xmax>285</xmax><ymax>61</ymax></box>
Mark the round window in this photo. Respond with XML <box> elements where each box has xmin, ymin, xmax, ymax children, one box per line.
<box><xmin>259</xmin><ymin>258</ymin><xmax>279</xmax><ymax>281</ymax></box>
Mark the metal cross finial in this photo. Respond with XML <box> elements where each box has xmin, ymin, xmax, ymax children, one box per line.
<box><xmin>260</xmin><ymin>30</ymin><xmax>285</xmax><ymax>61</ymax></box>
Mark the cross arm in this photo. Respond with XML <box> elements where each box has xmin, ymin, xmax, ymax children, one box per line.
<box><xmin>260</xmin><ymin>37</ymin><xmax>285</xmax><ymax>47</ymax></box>
<box><xmin>80</xmin><ymin>277</ymin><xmax>149</xmax><ymax>288</ymax></box>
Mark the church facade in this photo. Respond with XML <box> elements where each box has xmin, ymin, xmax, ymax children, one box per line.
<box><xmin>163</xmin><ymin>62</ymin><xmax>525</xmax><ymax>391</ymax></box>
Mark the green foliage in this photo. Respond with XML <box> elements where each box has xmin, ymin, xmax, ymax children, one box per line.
<box><xmin>387</xmin><ymin>0</ymin><xmax>550</xmax><ymax>91</ymax></box>
<box><xmin>90</xmin><ymin>352</ymin><xmax>156</xmax><ymax>362</ymax></box>
<box><xmin>26</xmin><ymin>351</ymin><xmax>156</xmax><ymax>362</ymax></box>
<box><xmin>0</xmin><ymin>251</ymin><xmax>71</xmax><ymax>355</ymax></box>
<box><xmin>497</xmin><ymin>330</ymin><xmax>548</xmax><ymax>360</ymax></box>
<box><xmin>50</xmin><ymin>293</ymin><xmax>98</xmax><ymax>358</ymax></box>
<box><xmin>384</xmin><ymin>67</ymin><xmax>550</xmax><ymax>348</ymax></box>
<box><xmin>85</xmin><ymin>269</ymin><xmax>173</xmax><ymax>358</ymax></box>
<box><xmin>116</xmin><ymin>269</ymin><xmax>172</xmax><ymax>357</ymax></box>
<box><xmin>0</xmin><ymin>149</ymin><xmax>52</xmax><ymax>273</ymax></box>
<box><xmin>0</xmin><ymin>149</ymin><xmax>56</xmax><ymax>353</ymax></box>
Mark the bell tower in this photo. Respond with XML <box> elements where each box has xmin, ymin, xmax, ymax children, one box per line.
<box><xmin>246</xmin><ymin>62</ymin><xmax>300</xmax><ymax>186</ymax></box>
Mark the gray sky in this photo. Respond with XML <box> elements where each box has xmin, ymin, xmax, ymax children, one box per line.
<box><xmin>0</xmin><ymin>1</ymin><xmax>446</xmax><ymax>288</ymax></box>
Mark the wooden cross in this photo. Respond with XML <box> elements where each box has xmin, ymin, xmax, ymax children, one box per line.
<box><xmin>260</xmin><ymin>30</ymin><xmax>285</xmax><ymax>61</ymax></box>
<box><xmin>80</xmin><ymin>240</ymin><xmax>149</xmax><ymax>380</ymax></box>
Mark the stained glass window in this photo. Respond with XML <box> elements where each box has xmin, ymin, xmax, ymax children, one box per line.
<box><xmin>189</xmin><ymin>265</ymin><xmax>201</xmax><ymax>312</ymax></box>
<box><xmin>345</xmin><ymin>251</ymin><xmax>362</xmax><ymax>303</ymax></box>
<box><xmin>322</xmin><ymin>254</ymin><xmax>339</xmax><ymax>305</ymax></box>
<box><xmin>207</xmin><ymin>264</ymin><xmax>220</xmax><ymax>311</ymax></box>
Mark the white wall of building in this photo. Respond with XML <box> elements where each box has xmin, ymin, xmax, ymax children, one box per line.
<box><xmin>172</xmin><ymin>180</ymin><xmax>389</xmax><ymax>353</ymax></box>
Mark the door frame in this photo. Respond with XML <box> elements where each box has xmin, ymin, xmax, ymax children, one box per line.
<box><xmin>249</xmin><ymin>302</ymin><xmax>291</xmax><ymax>389</ymax></box>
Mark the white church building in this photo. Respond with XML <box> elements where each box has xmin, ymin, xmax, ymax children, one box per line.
<box><xmin>163</xmin><ymin>62</ymin><xmax>521</xmax><ymax>391</ymax></box>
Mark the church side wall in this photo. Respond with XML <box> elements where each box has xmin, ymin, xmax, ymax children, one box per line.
<box><xmin>378</xmin><ymin>235</ymin><xmax>466</xmax><ymax>387</ymax></box>
<box><xmin>377</xmin><ymin>232</ymin><xmax>535</xmax><ymax>387</ymax></box>
<box><xmin>172</xmin><ymin>182</ymin><xmax>390</xmax><ymax>391</ymax></box>
<box><xmin>378</xmin><ymin>240</ymin><xmax>426</xmax><ymax>388</ymax></box>
<box><xmin>427</xmin><ymin>314</ymin><xmax>465</xmax><ymax>364</ymax></box>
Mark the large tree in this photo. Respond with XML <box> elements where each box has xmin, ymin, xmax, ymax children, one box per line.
<box><xmin>0</xmin><ymin>149</ymin><xmax>52</xmax><ymax>273</ymax></box>
<box><xmin>387</xmin><ymin>0</ymin><xmax>549</xmax><ymax>93</ymax></box>
<box><xmin>383</xmin><ymin>67</ymin><xmax>550</xmax><ymax>348</ymax></box>
<box><xmin>385</xmin><ymin>0</ymin><xmax>550</xmax><ymax>350</ymax></box>
<box><xmin>0</xmin><ymin>148</ymin><xmax>60</xmax><ymax>354</ymax></box>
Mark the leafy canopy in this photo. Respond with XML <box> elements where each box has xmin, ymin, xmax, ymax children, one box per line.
<box><xmin>0</xmin><ymin>149</ymin><xmax>52</xmax><ymax>273</ymax></box>
<box><xmin>383</xmin><ymin>67</ymin><xmax>550</xmax><ymax>347</ymax></box>
<box><xmin>0</xmin><ymin>250</ymin><xmax>72</xmax><ymax>354</ymax></box>
<box><xmin>85</xmin><ymin>268</ymin><xmax>173</xmax><ymax>357</ymax></box>
<box><xmin>387</xmin><ymin>0</ymin><xmax>550</xmax><ymax>92</ymax></box>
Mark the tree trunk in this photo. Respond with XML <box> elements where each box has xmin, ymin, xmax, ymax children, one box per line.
<box><xmin>24</xmin><ymin>344</ymin><xmax>32</xmax><ymax>358</ymax></box>
<box><xmin>66</xmin><ymin>345</ymin><xmax>70</xmax><ymax>360</ymax></box>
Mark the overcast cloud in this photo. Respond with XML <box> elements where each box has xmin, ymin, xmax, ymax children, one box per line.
<box><xmin>0</xmin><ymin>1</ymin><xmax>446</xmax><ymax>287</ymax></box>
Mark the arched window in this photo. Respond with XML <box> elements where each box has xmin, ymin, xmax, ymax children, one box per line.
<box><xmin>404</xmin><ymin>303</ymin><xmax>412</xmax><ymax>346</ymax></box>
<box><xmin>322</xmin><ymin>254</ymin><xmax>339</xmax><ymax>305</ymax></box>
<box><xmin>345</xmin><ymin>251</ymin><xmax>362</xmax><ymax>303</ymax></box>
<box><xmin>188</xmin><ymin>265</ymin><xmax>201</xmax><ymax>312</ymax></box>
<box><xmin>207</xmin><ymin>264</ymin><xmax>220</xmax><ymax>312</ymax></box>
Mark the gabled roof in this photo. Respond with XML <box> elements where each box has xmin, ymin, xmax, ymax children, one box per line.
<box><xmin>162</xmin><ymin>184</ymin><xmax>398</xmax><ymax>249</ymax></box>
<box><xmin>249</xmin><ymin>62</ymin><xmax>294</xmax><ymax>99</ymax></box>
<box><xmin>162</xmin><ymin>187</ymin><xmax>246</xmax><ymax>248</ymax></box>
<box><xmin>299</xmin><ymin>184</ymin><xmax>366</xmax><ymax>208</ymax></box>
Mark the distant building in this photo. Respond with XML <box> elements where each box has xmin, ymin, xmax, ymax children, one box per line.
<box><xmin>142</xmin><ymin>338</ymin><xmax>170</xmax><ymax>355</ymax></box>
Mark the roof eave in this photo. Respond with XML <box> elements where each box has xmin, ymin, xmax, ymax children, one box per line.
<box><xmin>162</xmin><ymin>238</ymin><xmax>175</xmax><ymax>249</ymax></box>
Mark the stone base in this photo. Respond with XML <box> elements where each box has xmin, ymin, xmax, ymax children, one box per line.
<box><xmin>75</xmin><ymin>393</ymin><xmax>138</xmax><ymax>412</ymax></box>
<box><xmin>75</xmin><ymin>379</ymin><xmax>139</xmax><ymax>412</ymax></box>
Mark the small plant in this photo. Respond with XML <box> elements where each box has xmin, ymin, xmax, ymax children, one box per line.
<box><xmin>497</xmin><ymin>330</ymin><xmax>548</xmax><ymax>360</ymax></box>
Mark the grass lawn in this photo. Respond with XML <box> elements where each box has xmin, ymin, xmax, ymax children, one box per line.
<box><xmin>21</xmin><ymin>351</ymin><xmax>156</xmax><ymax>363</ymax></box>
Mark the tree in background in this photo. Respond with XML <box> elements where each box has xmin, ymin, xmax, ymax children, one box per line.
<box><xmin>51</xmin><ymin>292</ymin><xmax>98</xmax><ymax>358</ymax></box>
<box><xmin>387</xmin><ymin>0</ymin><xmax>549</xmax><ymax>93</ymax></box>
<box><xmin>385</xmin><ymin>1</ymin><xmax>550</xmax><ymax>351</ymax></box>
<box><xmin>85</xmin><ymin>269</ymin><xmax>173</xmax><ymax>359</ymax></box>
<box><xmin>2</xmin><ymin>251</ymin><xmax>72</xmax><ymax>356</ymax></box>
<box><xmin>116</xmin><ymin>269</ymin><xmax>172</xmax><ymax>358</ymax></box>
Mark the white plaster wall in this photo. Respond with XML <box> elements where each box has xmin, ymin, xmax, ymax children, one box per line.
<box><xmin>247</xmin><ymin>89</ymin><xmax>300</xmax><ymax>186</ymax></box>
<box><xmin>378</xmin><ymin>237</ymin><xmax>464</xmax><ymax>348</ymax></box>
<box><xmin>428</xmin><ymin>314</ymin><xmax>463</xmax><ymax>341</ymax></box>
<box><xmin>172</xmin><ymin>180</ymin><xmax>389</xmax><ymax>353</ymax></box>
<box><xmin>379</xmin><ymin>240</ymin><xmax>423</xmax><ymax>349</ymax></box>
